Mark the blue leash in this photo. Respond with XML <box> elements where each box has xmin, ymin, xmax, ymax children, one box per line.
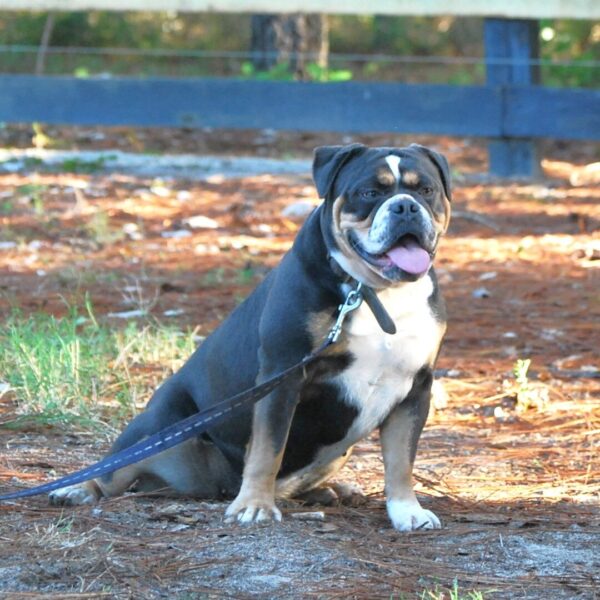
<box><xmin>0</xmin><ymin>285</ymin><xmax>365</xmax><ymax>502</ymax></box>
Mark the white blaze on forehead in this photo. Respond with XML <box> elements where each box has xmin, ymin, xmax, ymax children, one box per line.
<box><xmin>385</xmin><ymin>155</ymin><xmax>401</xmax><ymax>182</ymax></box>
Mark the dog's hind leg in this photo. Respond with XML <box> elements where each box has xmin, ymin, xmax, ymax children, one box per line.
<box><xmin>131</xmin><ymin>436</ymin><xmax>239</xmax><ymax>498</ymax></box>
<box><xmin>48</xmin><ymin>402</ymin><xmax>168</xmax><ymax>506</ymax></box>
<box><xmin>50</xmin><ymin>378</ymin><xmax>237</xmax><ymax>505</ymax></box>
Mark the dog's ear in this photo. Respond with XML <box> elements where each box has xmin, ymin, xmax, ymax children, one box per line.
<box><xmin>409</xmin><ymin>144</ymin><xmax>452</xmax><ymax>202</ymax></box>
<box><xmin>312</xmin><ymin>144</ymin><xmax>367</xmax><ymax>199</ymax></box>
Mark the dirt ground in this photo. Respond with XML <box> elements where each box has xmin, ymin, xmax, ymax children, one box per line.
<box><xmin>0</xmin><ymin>126</ymin><xmax>599</xmax><ymax>599</ymax></box>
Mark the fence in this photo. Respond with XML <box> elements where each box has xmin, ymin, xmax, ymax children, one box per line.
<box><xmin>1</xmin><ymin>0</ymin><xmax>599</xmax><ymax>178</ymax></box>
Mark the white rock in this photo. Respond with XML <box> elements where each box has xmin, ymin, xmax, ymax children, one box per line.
<box><xmin>479</xmin><ymin>271</ymin><xmax>497</xmax><ymax>281</ymax></box>
<box><xmin>281</xmin><ymin>201</ymin><xmax>316</xmax><ymax>219</ymax></box>
<box><xmin>472</xmin><ymin>287</ymin><xmax>491</xmax><ymax>298</ymax></box>
<box><xmin>183</xmin><ymin>215</ymin><xmax>219</xmax><ymax>229</ymax></box>
<box><xmin>107</xmin><ymin>309</ymin><xmax>147</xmax><ymax>319</ymax></box>
<box><xmin>570</xmin><ymin>162</ymin><xmax>600</xmax><ymax>186</ymax></box>
<box><xmin>290</xmin><ymin>511</ymin><xmax>325</xmax><ymax>521</ymax></box>
<box><xmin>150</xmin><ymin>184</ymin><xmax>171</xmax><ymax>197</ymax></box>
<box><xmin>161</xmin><ymin>230</ymin><xmax>192</xmax><ymax>239</ymax></box>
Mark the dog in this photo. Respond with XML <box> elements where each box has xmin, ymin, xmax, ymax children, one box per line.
<box><xmin>50</xmin><ymin>143</ymin><xmax>451</xmax><ymax>531</ymax></box>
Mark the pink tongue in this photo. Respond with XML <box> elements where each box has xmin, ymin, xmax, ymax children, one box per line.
<box><xmin>386</xmin><ymin>239</ymin><xmax>431</xmax><ymax>275</ymax></box>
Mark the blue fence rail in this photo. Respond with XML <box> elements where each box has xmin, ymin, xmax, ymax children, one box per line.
<box><xmin>0</xmin><ymin>17</ymin><xmax>599</xmax><ymax>178</ymax></box>
<box><xmin>2</xmin><ymin>74</ymin><xmax>599</xmax><ymax>139</ymax></box>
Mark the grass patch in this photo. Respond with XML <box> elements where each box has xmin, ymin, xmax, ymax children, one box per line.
<box><xmin>413</xmin><ymin>580</ymin><xmax>492</xmax><ymax>599</ymax></box>
<box><xmin>199</xmin><ymin>265</ymin><xmax>260</xmax><ymax>289</ymax></box>
<box><xmin>16</xmin><ymin>182</ymin><xmax>48</xmax><ymax>216</ymax></box>
<box><xmin>502</xmin><ymin>358</ymin><xmax>550</xmax><ymax>413</ymax></box>
<box><xmin>86</xmin><ymin>210</ymin><xmax>126</xmax><ymax>246</ymax></box>
<box><xmin>60</xmin><ymin>155</ymin><xmax>115</xmax><ymax>174</ymax></box>
<box><xmin>0</xmin><ymin>302</ymin><xmax>198</xmax><ymax>433</ymax></box>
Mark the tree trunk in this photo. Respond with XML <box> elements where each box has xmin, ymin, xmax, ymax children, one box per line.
<box><xmin>35</xmin><ymin>13</ymin><xmax>55</xmax><ymax>75</ymax></box>
<box><xmin>251</xmin><ymin>14</ymin><xmax>329</xmax><ymax>79</ymax></box>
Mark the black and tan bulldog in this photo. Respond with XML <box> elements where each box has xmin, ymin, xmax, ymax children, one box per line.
<box><xmin>50</xmin><ymin>143</ymin><xmax>451</xmax><ymax>531</ymax></box>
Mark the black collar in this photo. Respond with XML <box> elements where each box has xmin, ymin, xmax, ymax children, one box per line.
<box><xmin>328</xmin><ymin>255</ymin><xmax>397</xmax><ymax>335</ymax></box>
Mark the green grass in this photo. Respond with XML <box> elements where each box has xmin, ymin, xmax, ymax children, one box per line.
<box><xmin>417</xmin><ymin>580</ymin><xmax>492</xmax><ymax>600</ymax></box>
<box><xmin>60</xmin><ymin>155</ymin><xmax>117</xmax><ymax>173</ymax></box>
<box><xmin>15</xmin><ymin>183</ymin><xmax>48</xmax><ymax>216</ymax></box>
<box><xmin>86</xmin><ymin>210</ymin><xmax>126</xmax><ymax>246</ymax></box>
<box><xmin>393</xmin><ymin>581</ymin><xmax>493</xmax><ymax>600</ymax></box>
<box><xmin>199</xmin><ymin>266</ymin><xmax>260</xmax><ymax>288</ymax></box>
<box><xmin>0</xmin><ymin>301</ymin><xmax>198</xmax><ymax>432</ymax></box>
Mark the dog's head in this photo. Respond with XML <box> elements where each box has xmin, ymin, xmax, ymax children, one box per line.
<box><xmin>314</xmin><ymin>143</ymin><xmax>452</xmax><ymax>288</ymax></box>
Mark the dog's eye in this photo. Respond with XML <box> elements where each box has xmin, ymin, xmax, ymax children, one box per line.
<box><xmin>361</xmin><ymin>189</ymin><xmax>380</xmax><ymax>199</ymax></box>
<box><xmin>421</xmin><ymin>186</ymin><xmax>434</xmax><ymax>197</ymax></box>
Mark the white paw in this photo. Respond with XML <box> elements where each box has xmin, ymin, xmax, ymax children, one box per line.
<box><xmin>225</xmin><ymin>495</ymin><xmax>282</xmax><ymax>525</ymax></box>
<box><xmin>49</xmin><ymin>482</ymin><xmax>100</xmax><ymax>506</ymax></box>
<box><xmin>387</xmin><ymin>498</ymin><xmax>441</xmax><ymax>531</ymax></box>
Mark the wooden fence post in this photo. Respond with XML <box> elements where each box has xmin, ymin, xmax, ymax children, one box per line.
<box><xmin>484</xmin><ymin>18</ymin><xmax>540</xmax><ymax>178</ymax></box>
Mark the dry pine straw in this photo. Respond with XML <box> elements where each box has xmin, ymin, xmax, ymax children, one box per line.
<box><xmin>0</xmin><ymin>145</ymin><xmax>599</xmax><ymax>598</ymax></box>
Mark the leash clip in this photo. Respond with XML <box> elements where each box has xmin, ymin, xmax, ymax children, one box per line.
<box><xmin>328</xmin><ymin>283</ymin><xmax>363</xmax><ymax>344</ymax></box>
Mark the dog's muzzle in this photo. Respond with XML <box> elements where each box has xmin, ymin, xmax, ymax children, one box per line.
<box><xmin>354</xmin><ymin>195</ymin><xmax>437</xmax><ymax>278</ymax></box>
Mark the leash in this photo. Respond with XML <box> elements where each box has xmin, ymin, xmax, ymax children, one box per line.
<box><xmin>0</xmin><ymin>282</ymin><xmax>378</xmax><ymax>502</ymax></box>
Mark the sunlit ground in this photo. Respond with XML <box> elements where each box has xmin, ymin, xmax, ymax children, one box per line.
<box><xmin>0</xmin><ymin>131</ymin><xmax>598</xmax><ymax>598</ymax></box>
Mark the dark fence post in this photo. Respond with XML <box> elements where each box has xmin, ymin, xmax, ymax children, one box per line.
<box><xmin>484</xmin><ymin>18</ymin><xmax>540</xmax><ymax>178</ymax></box>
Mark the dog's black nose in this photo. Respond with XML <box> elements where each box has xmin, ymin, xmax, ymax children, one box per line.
<box><xmin>391</xmin><ymin>199</ymin><xmax>419</xmax><ymax>215</ymax></box>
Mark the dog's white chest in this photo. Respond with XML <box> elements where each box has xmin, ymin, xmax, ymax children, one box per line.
<box><xmin>334</xmin><ymin>276</ymin><xmax>441</xmax><ymax>436</ymax></box>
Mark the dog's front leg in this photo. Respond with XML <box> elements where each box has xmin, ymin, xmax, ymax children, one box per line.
<box><xmin>379</xmin><ymin>369</ymin><xmax>441</xmax><ymax>531</ymax></box>
<box><xmin>225</xmin><ymin>372</ymin><xmax>301</xmax><ymax>525</ymax></box>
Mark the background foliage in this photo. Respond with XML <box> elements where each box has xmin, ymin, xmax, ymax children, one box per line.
<box><xmin>0</xmin><ymin>12</ymin><xmax>598</xmax><ymax>86</ymax></box>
